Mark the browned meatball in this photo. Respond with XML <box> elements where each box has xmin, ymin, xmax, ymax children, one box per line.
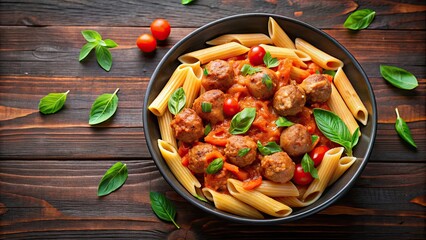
<box><xmin>260</xmin><ymin>152</ymin><xmax>295</xmax><ymax>183</ymax></box>
<box><xmin>193</xmin><ymin>89</ymin><xmax>224</xmax><ymax>125</ymax></box>
<box><xmin>170</xmin><ymin>108</ymin><xmax>204</xmax><ymax>143</ymax></box>
<box><xmin>224</xmin><ymin>135</ymin><xmax>257</xmax><ymax>167</ymax></box>
<box><xmin>280</xmin><ymin>124</ymin><xmax>312</xmax><ymax>157</ymax></box>
<box><xmin>187</xmin><ymin>143</ymin><xmax>217</xmax><ymax>174</ymax></box>
<box><xmin>202</xmin><ymin>60</ymin><xmax>234</xmax><ymax>92</ymax></box>
<box><xmin>300</xmin><ymin>74</ymin><xmax>331</xmax><ymax>103</ymax></box>
<box><xmin>245</xmin><ymin>67</ymin><xmax>278</xmax><ymax>99</ymax></box>
<box><xmin>273</xmin><ymin>83</ymin><xmax>306</xmax><ymax>116</ymax></box>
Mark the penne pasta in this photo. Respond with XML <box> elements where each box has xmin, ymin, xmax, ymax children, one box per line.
<box><xmin>259</xmin><ymin>44</ymin><xmax>307</xmax><ymax>68</ymax></box>
<box><xmin>293</xmin><ymin>49</ymin><xmax>311</xmax><ymax>62</ymax></box>
<box><xmin>255</xmin><ymin>180</ymin><xmax>299</xmax><ymax>197</ymax></box>
<box><xmin>158</xmin><ymin>111</ymin><xmax>177</xmax><ymax>149</ymax></box>
<box><xmin>275</xmin><ymin>196</ymin><xmax>318</xmax><ymax>208</ymax></box>
<box><xmin>182</xmin><ymin>62</ymin><xmax>203</xmax><ymax>108</ymax></box>
<box><xmin>289</xmin><ymin>66</ymin><xmax>310</xmax><ymax>83</ymax></box>
<box><xmin>206</xmin><ymin>33</ymin><xmax>272</xmax><ymax>47</ymax></box>
<box><xmin>178</xmin><ymin>42</ymin><xmax>250</xmax><ymax>65</ymax></box>
<box><xmin>295</xmin><ymin>38</ymin><xmax>343</xmax><ymax>70</ymax></box>
<box><xmin>268</xmin><ymin>17</ymin><xmax>295</xmax><ymax>49</ymax></box>
<box><xmin>328</xmin><ymin>156</ymin><xmax>357</xmax><ymax>186</ymax></box>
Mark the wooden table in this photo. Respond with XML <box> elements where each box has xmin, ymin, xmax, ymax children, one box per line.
<box><xmin>1</xmin><ymin>1</ymin><xmax>425</xmax><ymax>239</ymax></box>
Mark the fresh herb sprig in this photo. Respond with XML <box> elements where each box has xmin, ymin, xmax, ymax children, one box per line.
<box><xmin>98</xmin><ymin>162</ymin><xmax>128</xmax><ymax>196</ymax></box>
<box><xmin>395</xmin><ymin>108</ymin><xmax>417</xmax><ymax>148</ymax></box>
<box><xmin>241</xmin><ymin>64</ymin><xmax>262</xmax><ymax>76</ymax></box>
<box><xmin>380</xmin><ymin>65</ymin><xmax>418</xmax><ymax>90</ymax></box>
<box><xmin>344</xmin><ymin>9</ymin><xmax>376</xmax><ymax>30</ymax></box>
<box><xmin>89</xmin><ymin>88</ymin><xmax>120</xmax><ymax>125</ymax></box>
<box><xmin>257</xmin><ymin>141</ymin><xmax>282</xmax><ymax>156</ymax></box>
<box><xmin>168</xmin><ymin>87</ymin><xmax>186</xmax><ymax>115</ymax></box>
<box><xmin>181</xmin><ymin>0</ymin><xmax>195</xmax><ymax>5</ymax></box>
<box><xmin>301</xmin><ymin>153</ymin><xmax>319</xmax><ymax>179</ymax></box>
<box><xmin>150</xmin><ymin>192</ymin><xmax>180</xmax><ymax>229</ymax></box>
<box><xmin>275</xmin><ymin>116</ymin><xmax>294</xmax><ymax>127</ymax></box>
<box><xmin>206</xmin><ymin>158</ymin><xmax>224</xmax><ymax>174</ymax></box>
<box><xmin>38</xmin><ymin>90</ymin><xmax>70</xmax><ymax>114</ymax></box>
<box><xmin>79</xmin><ymin>30</ymin><xmax>118</xmax><ymax>71</ymax></box>
<box><xmin>229</xmin><ymin>108</ymin><xmax>256</xmax><ymax>134</ymax></box>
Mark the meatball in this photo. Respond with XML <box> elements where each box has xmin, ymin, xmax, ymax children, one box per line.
<box><xmin>204</xmin><ymin>168</ymin><xmax>232</xmax><ymax>192</ymax></box>
<box><xmin>193</xmin><ymin>89</ymin><xmax>225</xmax><ymax>125</ymax></box>
<box><xmin>280</xmin><ymin>124</ymin><xmax>312</xmax><ymax>157</ymax></box>
<box><xmin>224</xmin><ymin>135</ymin><xmax>257</xmax><ymax>167</ymax></box>
<box><xmin>202</xmin><ymin>60</ymin><xmax>234</xmax><ymax>92</ymax></box>
<box><xmin>273</xmin><ymin>83</ymin><xmax>306</xmax><ymax>116</ymax></box>
<box><xmin>245</xmin><ymin>67</ymin><xmax>278</xmax><ymax>99</ymax></box>
<box><xmin>170</xmin><ymin>108</ymin><xmax>204</xmax><ymax>143</ymax></box>
<box><xmin>187</xmin><ymin>143</ymin><xmax>217</xmax><ymax>174</ymax></box>
<box><xmin>260</xmin><ymin>152</ymin><xmax>295</xmax><ymax>183</ymax></box>
<box><xmin>300</xmin><ymin>74</ymin><xmax>331</xmax><ymax>103</ymax></box>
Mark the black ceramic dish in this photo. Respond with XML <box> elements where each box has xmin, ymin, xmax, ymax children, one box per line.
<box><xmin>143</xmin><ymin>13</ymin><xmax>377</xmax><ymax>224</ymax></box>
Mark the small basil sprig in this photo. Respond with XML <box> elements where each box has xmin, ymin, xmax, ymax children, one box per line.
<box><xmin>301</xmin><ymin>153</ymin><xmax>319</xmax><ymax>179</ymax></box>
<box><xmin>206</xmin><ymin>158</ymin><xmax>224</xmax><ymax>174</ymax></box>
<box><xmin>262</xmin><ymin>74</ymin><xmax>273</xmax><ymax>90</ymax></box>
<box><xmin>204</xmin><ymin>123</ymin><xmax>212</xmax><ymax>135</ymax></box>
<box><xmin>276</xmin><ymin>116</ymin><xmax>294</xmax><ymax>127</ymax></box>
<box><xmin>79</xmin><ymin>30</ymin><xmax>118</xmax><ymax>71</ymax></box>
<box><xmin>323</xmin><ymin>70</ymin><xmax>336</xmax><ymax>78</ymax></box>
<box><xmin>168</xmin><ymin>88</ymin><xmax>186</xmax><ymax>115</ymax></box>
<box><xmin>257</xmin><ymin>141</ymin><xmax>282</xmax><ymax>156</ymax></box>
<box><xmin>38</xmin><ymin>90</ymin><xmax>70</xmax><ymax>114</ymax></box>
<box><xmin>203</xmin><ymin>68</ymin><xmax>208</xmax><ymax>76</ymax></box>
<box><xmin>238</xmin><ymin>148</ymin><xmax>251</xmax><ymax>157</ymax></box>
<box><xmin>229</xmin><ymin>108</ymin><xmax>256</xmax><ymax>134</ymax></box>
<box><xmin>241</xmin><ymin>64</ymin><xmax>262</xmax><ymax>76</ymax></box>
<box><xmin>344</xmin><ymin>9</ymin><xmax>376</xmax><ymax>30</ymax></box>
<box><xmin>313</xmin><ymin>108</ymin><xmax>359</xmax><ymax>156</ymax></box>
<box><xmin>89</xmin><ymin>88</ymin><xmax>119</xmax><ymax>125</ymax></box>
<box><xmin>181</xmin><ymin>0</ymin><xmax>195</xmax><ymax>5</ymax></box>
<box><xmin>98</xmin><ymin>162</ymin><xmax>128</xmax><ymax>196</ymax></box>
<box><xmin>150</xmin><ymin>192</ymin><xmax>180</xmax><ymax>229</ymax></box>
<box><xmin>380</xmin><ymin>65</ymin><xmax>418</xmax><ymax>90</ymax></box>
<box><xmin>201</xmin><ymin>102</ymin><xmax>212</xmax><ymax>113</ymax></box>
<box><xmin>395</xmin><ymin>108</ymin><xmax>417</xmax><ymax>148</ymax></box>
<box><xmin>263</xmin><ymin>52</ymin><xmax>279</xmax><ymax>68</ymax></box>
<box><xmin>311</xmin><ymin>134</ymin><xmax>319</xmax><ymax>144</ymax></box>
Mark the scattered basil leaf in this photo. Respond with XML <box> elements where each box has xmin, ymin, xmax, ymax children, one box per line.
<box><xmin>79</xmin><ymin>30</ymin><xmax>118</xmax><ymax>71</ymax></box>
<box><xmin>263</xmin><ymin>52</ymin><xmax>279</xmax><ymax>68</ymax></box>
<box><xmin>379</xmin><ymin>65</ymin><xmax>418</xmax><ymax>90</ymax></box>
<box><xmin>323</xmin><ymin>70</ymin><xmax>336</xmax><ymax>78</ymax></box>
<box><xmin>98</xmin><ymin>161</ymin><xmax>128</xmax><ymax>196</ymax></box>
<box><xmin>395</xmin><ymin>108</ymin><xmax>417</xmax><ymax>148</ymax></box>
<box><xmin>203</xmin><ymin>68</ymin><xmax>208</xmax><ymax>76</ymax></box>
<box><xmin>81</xmin><ymin>30</ymin><xmax>102</xmax><ymax>42</ymax></box>
<box><xmin>344</xmin><ymin>9</ymin><xmax>376</xmax><ymax>30</ymax></box>
<box><xmin>241</xmin><ymin>64</ymin><xmax>262</xmax><ymax>76</ymax></box>
<box><xmin>201</xmin><ymin>102</ymin><xmax>212</xmax><ymax>113</ymax></box>
<box><xmin>95</xmin><ymin>45</ymin><xmax>113</xmax><ymax>71</ymax></box>
<box><xmin>79</xmin><ymin>42</ymin><xmax>97</xmax><ymax>61</ymax></box>
<box><xmin>262</xmin><ymin>74</ymin><xmax>273</xmax><ymax>90</ymax></box>
<box><xmin>181</xmin><ymin>0</ymin><xmax>195</xmax><ymax>5</ymax></box>
<box><xmin>238</xmin><ymin>148</ymin><xmax>251</xmax><ymax>157</ymax></box>
<box><xmin>257</xmin><ymin>141</ymin><xmax>282</xmax><ymax>156</ymax></box>
<box><xmin>104</xmin><ymin>39</ymin><xmax>118</xmax><ymax>48</ymax></box>
<box><xmin>311</xmin><ymin>134</ymin><xmax>319</xmax><ymax>144</ymax></box>
<box><xmin>38</xmin><ymin>90</ymin><xmax>70</xmax><ymax>114</ymax></box>
<box><xmin>275</xmin><ymin>116</ymin><xmax>294</xmax><ymax>127</ymax></box>
<box><xmin>206</xmin><ymin>158</ymin><xmax>224</xmax><ymax>174</ymax></box>
<box><xmin>168</xmin><ymin>88</ymin><xmax>186</xmax><ymax>115</ymax></box>
<box><xmin>150</xmin><ymin>192</ymin><xmax>180</xmax><ymax>229</ymax></box>
<box><xmin>89</xmin><ymin>88</ymin><xmax>119</xmax><ymax>125</ymax></box>
<box><xmin>301</xmin><ymin>153</ymin><xmax>319</xmax><ymax>179</ymax></box>
<box><xmin>204</xmin><ymin>123</ymin><xmax>212</xmax><ymax>135</ymax></box>
<box><xmin>229</xmin><ymin>108</ymin><xmax>256</xmax><ymax>134</ymax></box>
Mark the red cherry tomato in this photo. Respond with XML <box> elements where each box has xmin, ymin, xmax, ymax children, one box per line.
<box><xmin>293</xmin><ymin>164</ymin><xmax>313</xmax><ymax>186</ymax></box>
<box><xmin>150</xmin><ymin>19</ymin><xmax>171</xmax><ymax>41</ymax></box>
<box><xmin>223</xmin><ymin>98</ymin><xmax>239</xmax><ymax>116</ymax></box>
<box><xmin>309</xmin><ymin>145</ymin><xmax>330</xmax><ymax>167</ymax></box>
<box><xmin>136</xmin><ymin>34</ymin><xmax>157</xmax><ymax>53</ymax></box>
<box><xmin>248</xmin><ymin>46</ymin><xmax>266</xmax><ymax>66</ymax></box>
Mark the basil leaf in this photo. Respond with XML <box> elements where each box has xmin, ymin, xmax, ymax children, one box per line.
<box><xmin>229</xmin><ymin>108</ymin><xmax>256</xmax><ymax>134</ymax></box>
<box><xmin>257</xmin><ymin>141</ymin><xmax>282</xmax><ymax>156</ymax></box>
<box><xmin>276</xmin><ymin>116</ymin><xmax>294</xmax><ymax>127</ymax></box>
<box><xmin>323</xmin><ymin>70</ymin><xmax>336</xmax><ymax>78</ymax></box>
<box><xmin>301</xmin><ymin>153</ymin><xmax>319</xmax><ymax>179</ymax></box>
<box><xmin>201</xmin><ymin>102</ymin><xmax>212</xmax><ymax>113</ymax></box>
<box><xmin>150</xmin><ymin>192</ymin><xmax>180</xmax><ymax>229</ymax></box>
<box><xmin>313</xmin><ymin>108</ymin><xmax>354</xmax><ymax>155</ymax></box>
<box><xmin>204</xmin><ymin>123</ymin><xmax>212</xmax><ymax>135</ymax></box>
<box><xmin>104</xmin><ymin>39</ymin><xmax>119</xmax><ymax>48</ymax></box>
<box><xmin>395</xmin><ymin>108</ymin><xmax>417</xmax><ymax>148</ymax></box>
<box><xmin>315</xmin><ymin>70</ymin><xmax>320</xmax><ymax>74</ymax></box>
<box><xmin>263</xmin><ymin>52</ymin><xmax>279</xmax><ymax>68</ymax></box>
<box><xmin>89</xmin><ymin>88</ymin><xmax>119</xmax><ymax>125</ymax></box>
<box><xmin>241</xmin><ymin>64</ymin><xmax>262</xmax><ymax>76</ymax></box>
<box><xmin>203</xmin><ymin>68</ymin><xmax>208</xmax><ymax>76</ymax></box>
<box><xmin>181</xmin><ymin>0</ymin><xmax>195</xmax><ymax>5</ymax></box>
<box><xmin>38</xmin><ymin>90</ymin><xmax>70</xmax><ymax>114</ymax></box>
<box><xmin>311</xmin><ymin>134</ymin><xmax>319</xmax><ymax>144</ymax></box>
<box><xmin>238</xmin><ymin>148</ymin><xmax>251</xmax><ymax>157</ymax></box>
<box><xmin>79</xmin><ymin>42</ymin><xmax>97</xmax><ymax>61</ymax></box>
<box><xmin>262</xmin><ymin>74</ymin><xmax>273</xmax><ymax>90</ymax></box>
<box><xmin>351</xmin><ymin>127</ymin><xmax>360</xmax><ymax>148</ymax></box>
<box><xmin>98</xmin><ymin>161</ymin><xmax>128</xmax><ymax>196</ymax></box>
<box><xmin>380</xmin><ymin>65</ymin><xmax>418</xmax><ymax>90</ymax></box>
<box><xmin>168</xmin><ymin>88</ymin><xmax>186</xmax><ymax>115</ymax></box>
<box><xmin>344</xmin><ymin>9</ymin><xmax>376</xmax><ymax>30</ymax></box>
<box><xmin>81</xmin><ymin>30</ymin><xmax>102</xmax><ymax>42</ymax></box>
<box><xmin>195</xmin><ymin>194</ymin><xmax>208</xmax><ymax>202</ymax></box>
<box><xmin>95</xmin><ymin>45</ymin><xmax>113</xmax><ymax>71</ymax></box>
<box><xmin>206</xmin><ymin>158</ymin><xmax>223</xmax><ymax>174</ymax></box>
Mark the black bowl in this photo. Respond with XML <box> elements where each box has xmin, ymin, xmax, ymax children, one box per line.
<box><xmin>143</xmin><ymin>13</ymin><xmax>377</xmax><ymax>224</ymax></box>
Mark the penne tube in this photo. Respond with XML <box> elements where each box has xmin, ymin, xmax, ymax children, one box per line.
<box><xmin>328</xmin><ymin>156</ymin><xmax>357</xmax><ymax>186</ymax></box>
<box><xmin>289</xmin><ymin>66</ymin><xmax>310</xmax><ymax>83</ymax></box>
<box><xmin>206</xmin><ymin>33</ymin><xmax>272</xmax><ymax>47</ymax></box>
<box><xmin>295</xmin><ymin>38</ymin><xmax>343</xmax><ymax>70</ymax></box>
<box><xmin>178</xmin><ymin>42</ymin><xmax>250</xmax><ymax>65</ymax></box>
<box><xmin>158</xmin><ymin>111</ymin><xmax>177</xmax><ymax>149</ymax></box>
<box><xmin>275</xmin><ymin>196</ymin><xmax>318</xmax><ymax>208</ymax></box>
<box><xmin>293</xmin><ymin>49</ymin><xmax>311</xmax><ymax>62</ymax></box>
<box><xmin>268</xmin><ymin>17</ymin><xmax>295</xmax><ymax>49</ymax></box>
<box><xmin>259</xmin><ymin>44</ymin><xmax>307</xmax><ymax>68</ymax></box>
<box><xmin>182</xmin><ymin>62</ymin><xmax>203</xmax><ymax>108</ymax></box>
<box><xmin>255</xmin><ymin>180</ymin><xmax>299</xmax><ymax>197</ymax></box>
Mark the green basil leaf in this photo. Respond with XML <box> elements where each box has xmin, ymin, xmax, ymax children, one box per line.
<box><xmin>181</xmin><ymin>0</ymin><xmax>195</xmax><ymax>5</ymax></box>
<box><xmin>168</xmin><ymin>88</ymin><xmax>186</xmax><ymax>115</ymax></box>
<box><xmin>315</xmin><ymin>70</ymin><xmax>320</xmax><ymax>74</ymax></box>
<box><xmin>203</xmin><ymin>68</ymin><xmax>208</xmax><ymax>76</ymax></box>
<box><xmin>395</xmin><ymin>108</ymin><xmax>417</xmax><ymax>148</ymax></box>
<box><xmin>311</xmin><ymin>134</ymin><xmax>319</xmax><ymax>144</ymax></box>
<box><xmin>104</xmin><ymin>39</ymin><xmax>118</xmax><ymax>48</ymax></box>
<box><xmin>262</xmin><ymin>74</ymin><xmax>273</xmax><ymax>90</ymax></box>
<box><xmin>323</xmin><ymin>70</ymin><xmax>336</xmax><ymax>78</ymax></box>
<box><xmin>201</xmin><ymin>102</ymin><xmax>212</xmax><ymax>113</ymax></box>
<box><xmin>301</xmin><ymin>153</ymin><xmax>319</xmax><ymax>179</ymax></box>
<box><xmin>276</xmin><ymin>116</ymin><xmax>294</xmax><ymax>127</ymax></box>
<box><xmin>229</xmin><ymin>108</ymin><xmax>256</xmax><ymax>134</ymax></box>
<box><xmin>351</xmin><ymin>127</ymin><xmax>360</xmax><ymax>148</ymax></box>
<box><xmin>238</xmin><ymin>148</ymin><xmax>251</xmax><ymax>157</ymax></box>
<box><xmin>79</xmin><ymin>42</ymin><xmax>97</xmax><ymax>61</ymax></box>
<box><xmin>380</xmin><ymin>65</ymin><xmax>418</xmax><ymax>90</ymax></box>
<box><xmin>95</xmin><ymin>45</ymin><xmax>113</xmax><ymax>72</ymax></box>
<box><xmin>257</xmin><ymin>141</ymin><xmax>282</xmax><ymax>156</ymax></box>
<box><xmin>81</xmin><ymin>30</ymin><xmax>102</xmax><ymax>42</ymax></box>
<box><xmin>206</xmin><ymin>158</ymin><xmax>224</xmax><ymax>174</ymax></box>
<box><xmin>263</xmin><ymin>52</ymin><xmax>279</xmax><ymax>69</ymax></box>
<box><xmin>38</xmin><ymin>90</ymin><xmax>70</xmax><ymax>114</ymax></box>
<box><xmin>195</xmin><ymin>194</ymin><xmax>208</xmax><ymax>202</ymax></box>
<box><xmin>204</xmin><ymin>123</ymin><xmax>212</xmax><ymax>136</ymax></box>
<box><xmin>150</xmin><ymin>192</ymin><xmax>180</xmax><ymax>229</ymax></box>
<box><xmin>344</xmin><ymin>9</ymin><xmax>376</xmax><ymax>30</ymax></box>
<box><xmin>98</xmin><ymin>161</ymin><xmax>128</xmax><ymax>196</ymax></box>
<box><xmin>241</xmin><ymin>64</ymin><xmax>262</xmax><ymax>76</ymax></box>
<box><xmin>89</xmin><ymin>88</ymin><xmax>119</xmax><ymax>125</ymax></box>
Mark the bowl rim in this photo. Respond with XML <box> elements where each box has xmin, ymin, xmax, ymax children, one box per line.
<box><xmin>143</xmin><ymin>13</ymin><xmax>377</xmax><ymax>224</ymax></box>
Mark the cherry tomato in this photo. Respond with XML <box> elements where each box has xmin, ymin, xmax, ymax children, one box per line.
<box><xmin>150</xmin><ymin>19</ymin><xmax>171</xmax><ymax>41</ymax></box>
<box><xmin>136</xmin><ymin>34</ymin><xmax>157</xmax><ymax>53</ymax></box>
<box><xmin>248</xmin><ymin>46</ymin><xmax>266</xmax><ymax>66</ymax></box>
<box><xmin>293</xmin><ymin>164</ymin><xmax>313</xmax><ymax>186</ymax></box>
<box><xmin>309</xmin><ymin>145</ymin><xmax>330</xmax><ymax>167</ymax></box>
<box><xmin>223</xmin><ymin>98</ymin><xmax>239</xmax><ymax>116</ymax></box>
